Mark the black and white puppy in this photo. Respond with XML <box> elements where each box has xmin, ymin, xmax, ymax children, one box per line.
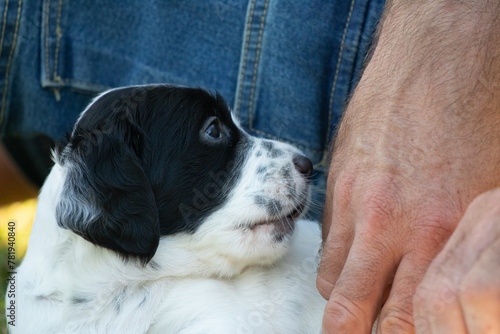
<box><xmin>9</xmin><ymin>85</ymin><xmax>326</xmax><ymax>333</ymax></box>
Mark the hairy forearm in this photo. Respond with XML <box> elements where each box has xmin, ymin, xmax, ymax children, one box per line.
<box><xmin>373</xmin><ymin>0</ymin><xmax>500</xmax><ymax>106</ymax></box>
<box><xmin>334</xmin><ymin>0</ymin><xmax>500</xmax><ymax>200</ymax></box>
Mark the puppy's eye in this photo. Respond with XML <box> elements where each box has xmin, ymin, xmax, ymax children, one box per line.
<box><xmin>205</xmin><ymin>120</ymin><xmax>222</xmax><ymax>140</ymax></box>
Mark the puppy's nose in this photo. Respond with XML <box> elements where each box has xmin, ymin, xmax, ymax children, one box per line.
<box><xmin>293</xmin><ymin>155</ymin><xmax>313</xmax><ymax>178</ymax></box>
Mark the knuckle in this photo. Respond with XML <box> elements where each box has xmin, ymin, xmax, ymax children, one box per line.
<box><xmin>414</xmin><ymin>205</ymin><xmax>459</xmax><ymax>235</ymax></box>
<box><xmin>379</xmin><ymin>308</ymin><xmax>415</xmax><ymax>334</ymax></box>
<box><xmin>333</xmin><ymin>171</ymin><xmax>404</xmax><ymax>232</ymax></box>
<box><xmin>323</xmin><ymin>292</ymin><xmax>369</xmax><ymax>332</ymax></box>
<box><xmin>361</xmin><ymin>190</ymin><xmax>400</xmax><ymax>233</ymax></box>
<box><xmin>323</xmin><ymin>304</ymin><xmax>359</xmax><ymax>332</ymax></box>
<box><xmin>362</xmin><ymin>175</ymin><xmax>402</xmax><ymax>219</ymax></box>
<box><xmin>332</xmin><ymin>171</ymin><xmax>356</xmax><ymax>211</ymax></box>
<box><xmin>410</xmin><ymin>208</ymin><xmax>459</xmax><ymax>249</ymax></box>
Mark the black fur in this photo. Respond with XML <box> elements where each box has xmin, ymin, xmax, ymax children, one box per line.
<box><xmin>56</xmin><ymin>86</ymin><xmax>248</xmax><ymax>263</ymax></box>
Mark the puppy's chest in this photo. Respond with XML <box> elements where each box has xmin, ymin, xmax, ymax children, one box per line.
<box><xmin>148</xmin><ymin>272</ymin><xmax>323</xmax><ymax>334</ymax></box>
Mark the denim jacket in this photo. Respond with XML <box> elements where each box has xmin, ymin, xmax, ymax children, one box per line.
<box><xmin>0</xmin><ymin>0</ymin><xmax>384</xmax><ymax>208</ymax></box>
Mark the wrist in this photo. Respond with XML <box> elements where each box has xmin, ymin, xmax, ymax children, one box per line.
<box><xmin>332</xmin><ymin>0</ymin><xmax>500</xmax><ymax>188</ymax></box>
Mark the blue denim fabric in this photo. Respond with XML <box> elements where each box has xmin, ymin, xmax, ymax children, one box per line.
<box><xmin>0</xmin><ymin>0</ymin><xmax>385</xmax><ymax>215</ymax></box>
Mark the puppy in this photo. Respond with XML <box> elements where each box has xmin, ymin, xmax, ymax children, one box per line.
<box><xmin>8</xmin><ymin>85</ymin><xmax>326</xmax><ymax>333</ymax></box>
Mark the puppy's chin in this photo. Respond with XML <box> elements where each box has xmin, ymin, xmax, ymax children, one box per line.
<box><xmin>248</xmin><ymin>217</ymin><xmax>295</xmax><ymax>241</ymax></box>
<box><xmin>242</xmin><ymin>212</ymin><xmax>297</xmax><ymax>243</ymax></box>
<box><xmin>234</xmin><ymin>223</ymin><xmax>294</xmax><ymax>266</ymax></box>
<box><xmin>183</xmin><ymin>215</ymin><xmax>297</xmax><ymax>276</ymax></box>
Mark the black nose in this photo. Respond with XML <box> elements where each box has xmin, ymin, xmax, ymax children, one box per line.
<box><xmin>293</xmin><ymin>155</ymin><xmax>313</xmax><ymax>178</ymax></box>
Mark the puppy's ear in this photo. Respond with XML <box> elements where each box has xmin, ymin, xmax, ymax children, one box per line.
<box><xmin>56</xmin><ymin>110</ymin><xmax>159</xmax><ymax>263</ymax></box>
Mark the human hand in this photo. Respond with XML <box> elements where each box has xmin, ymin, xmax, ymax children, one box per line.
<box><xmin>316</xmin><ymin>1</ymin><xmax>500</xmax><ymax>333</ymax></box>
<box><xmin>413</xmin><ymin>189</ymin><xmax>500</xmax><ymax>334</ymax></box>
<box><xmin>317</xmin><ymin>107</ymin><xmax>480</xmax><ymax>334</ymax></box>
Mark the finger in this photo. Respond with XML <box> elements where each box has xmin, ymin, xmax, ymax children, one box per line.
<box><xmin>316</xmin><ymin>218</ymin><xmax>354</xmax><ymax>300</ymax></box>
<box><xmin>428</xmin><ymin>191</ymin><xmax>500</xmax><ymax>333</ymax></box>
<box><xmin>317</xmin><ymin>187</ymin><xmax>355</xmax><ymax>300</ymax></box>
<box><xmin>429</xmin><ymin>297</ymin><xmax>467</xmax><ymax>334</ymax></box>
<box><xmin>414</xmin><ymin>281</ymin><xmax>467</xmax><ymax>334</ymax></box>
<box><xmin>377</xmin><ymin>254</ymin><xmax>419</xmax><ymax>333</ymax></box>
<box><xmin>321</xmin><ymin>178</ymin><xmax>334</xmax><ymax>242</ymax></box>
<box><xmin>460</xmin><ymin>237</ymin><xmax>500</xmax><ymax>334</ymax></box>
<box><xmin>322</xmin><ymin>235</ymin><xmax>395</xmax><ymax>333</ymax></box>
<box><xmin>382</xmin><ymin>252</ymin><xmax>464</xmax><ymax>334</ymax></box>
<box><xmin>412</xmin><ymin>229</ymin><xmax>470</xmax><ymax>334</ymax></box>
<box><xmin>321</xmin><ymin>169</ymin><xmax>357</xmax><ymax>241</ymax></box>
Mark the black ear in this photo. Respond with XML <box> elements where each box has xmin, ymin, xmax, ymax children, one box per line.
<box><xmin>56</xmin><ymin>115</ymin><xmax>159</xmax><ymax>264</ymax></box>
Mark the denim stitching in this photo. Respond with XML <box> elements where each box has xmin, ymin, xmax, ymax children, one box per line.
<box><xmin>0</xmin><ymin>0</ymin><xmax>22</xmax><ymax>128</ymax></box>
<box><xmin>246</xmin><ymin>1</ymin><xmax>326</xmax><ymax>153</ymax></box>
<box><xmin>321</xmin><ymin>0</ymin><xmax>355</xmax><ymax>165</ymax></box>
<box><xmin>236</xmin><ymin>0</ymin><xmax>322</xmax><ymax>154</ymax></box>
<box><xmin>52</xmin><ymin>0</ymin><xmax>63</xmax><ymax>81</ymax></box>
<box><xmin>235</xmin><ymin>0</ymin><xmax>257</xmax><ymax>120</ymax></box>
<box><xmin>0</xmin><ymin>0</ymin><xmax>10</xmax><ymax>57</ymax></box>
<box><xmin>248</xmin><ymin>0</ymin><xmax>269</xmax><ymax>131</ymax></box>
<box><xmin>44</xmin><ymin>0</ymin><xmax>50</xmax><ymax>81</ymax></box>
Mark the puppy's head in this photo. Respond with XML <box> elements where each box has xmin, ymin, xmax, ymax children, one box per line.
<box><xmin>56</xmin><ymin>85</ymin><xmax>312</xmax><ymax>268</ymax></box>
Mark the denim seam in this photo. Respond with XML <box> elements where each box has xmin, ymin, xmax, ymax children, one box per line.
<box><xmin>235</xmin><ymin>0</ymin><xmax>257</xmax><ymax>120</ymax></box>
<box><xmin>235</xmin><ymin>0</ymin><xmax>320</xmax><ymax>152</ymax></box>
<box><xmin>0</xmin><ymin>0</ymin><xmax>21</xmax><ymax>129</ymax></box>
<box><xmin>44</xmin><ymin>0</ymin><xmax>50</xmax><ymax>81</ymax></box>
<box><xmin>52</xmin><ymin>0</ymin><xmax>63</xmax><ymax>82</ymax></box>
<box><xmin>248</xmin><ymin>0</ymin><xmax>269</xmax><ymax>131</ymax></box>
<box><xmin>321</xmin><ymin>0</ymin><xmax>356</xmax><ymax>165</ymax></box>
<box><xmin>0</xmin><ymin>0</ymin><xmax>9</xmax><ymax>57</ymax></box>
<box><xmin>246</xmin><ymin>1</ymin><xmax>327</xmax><ymax>152</ymax></box>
